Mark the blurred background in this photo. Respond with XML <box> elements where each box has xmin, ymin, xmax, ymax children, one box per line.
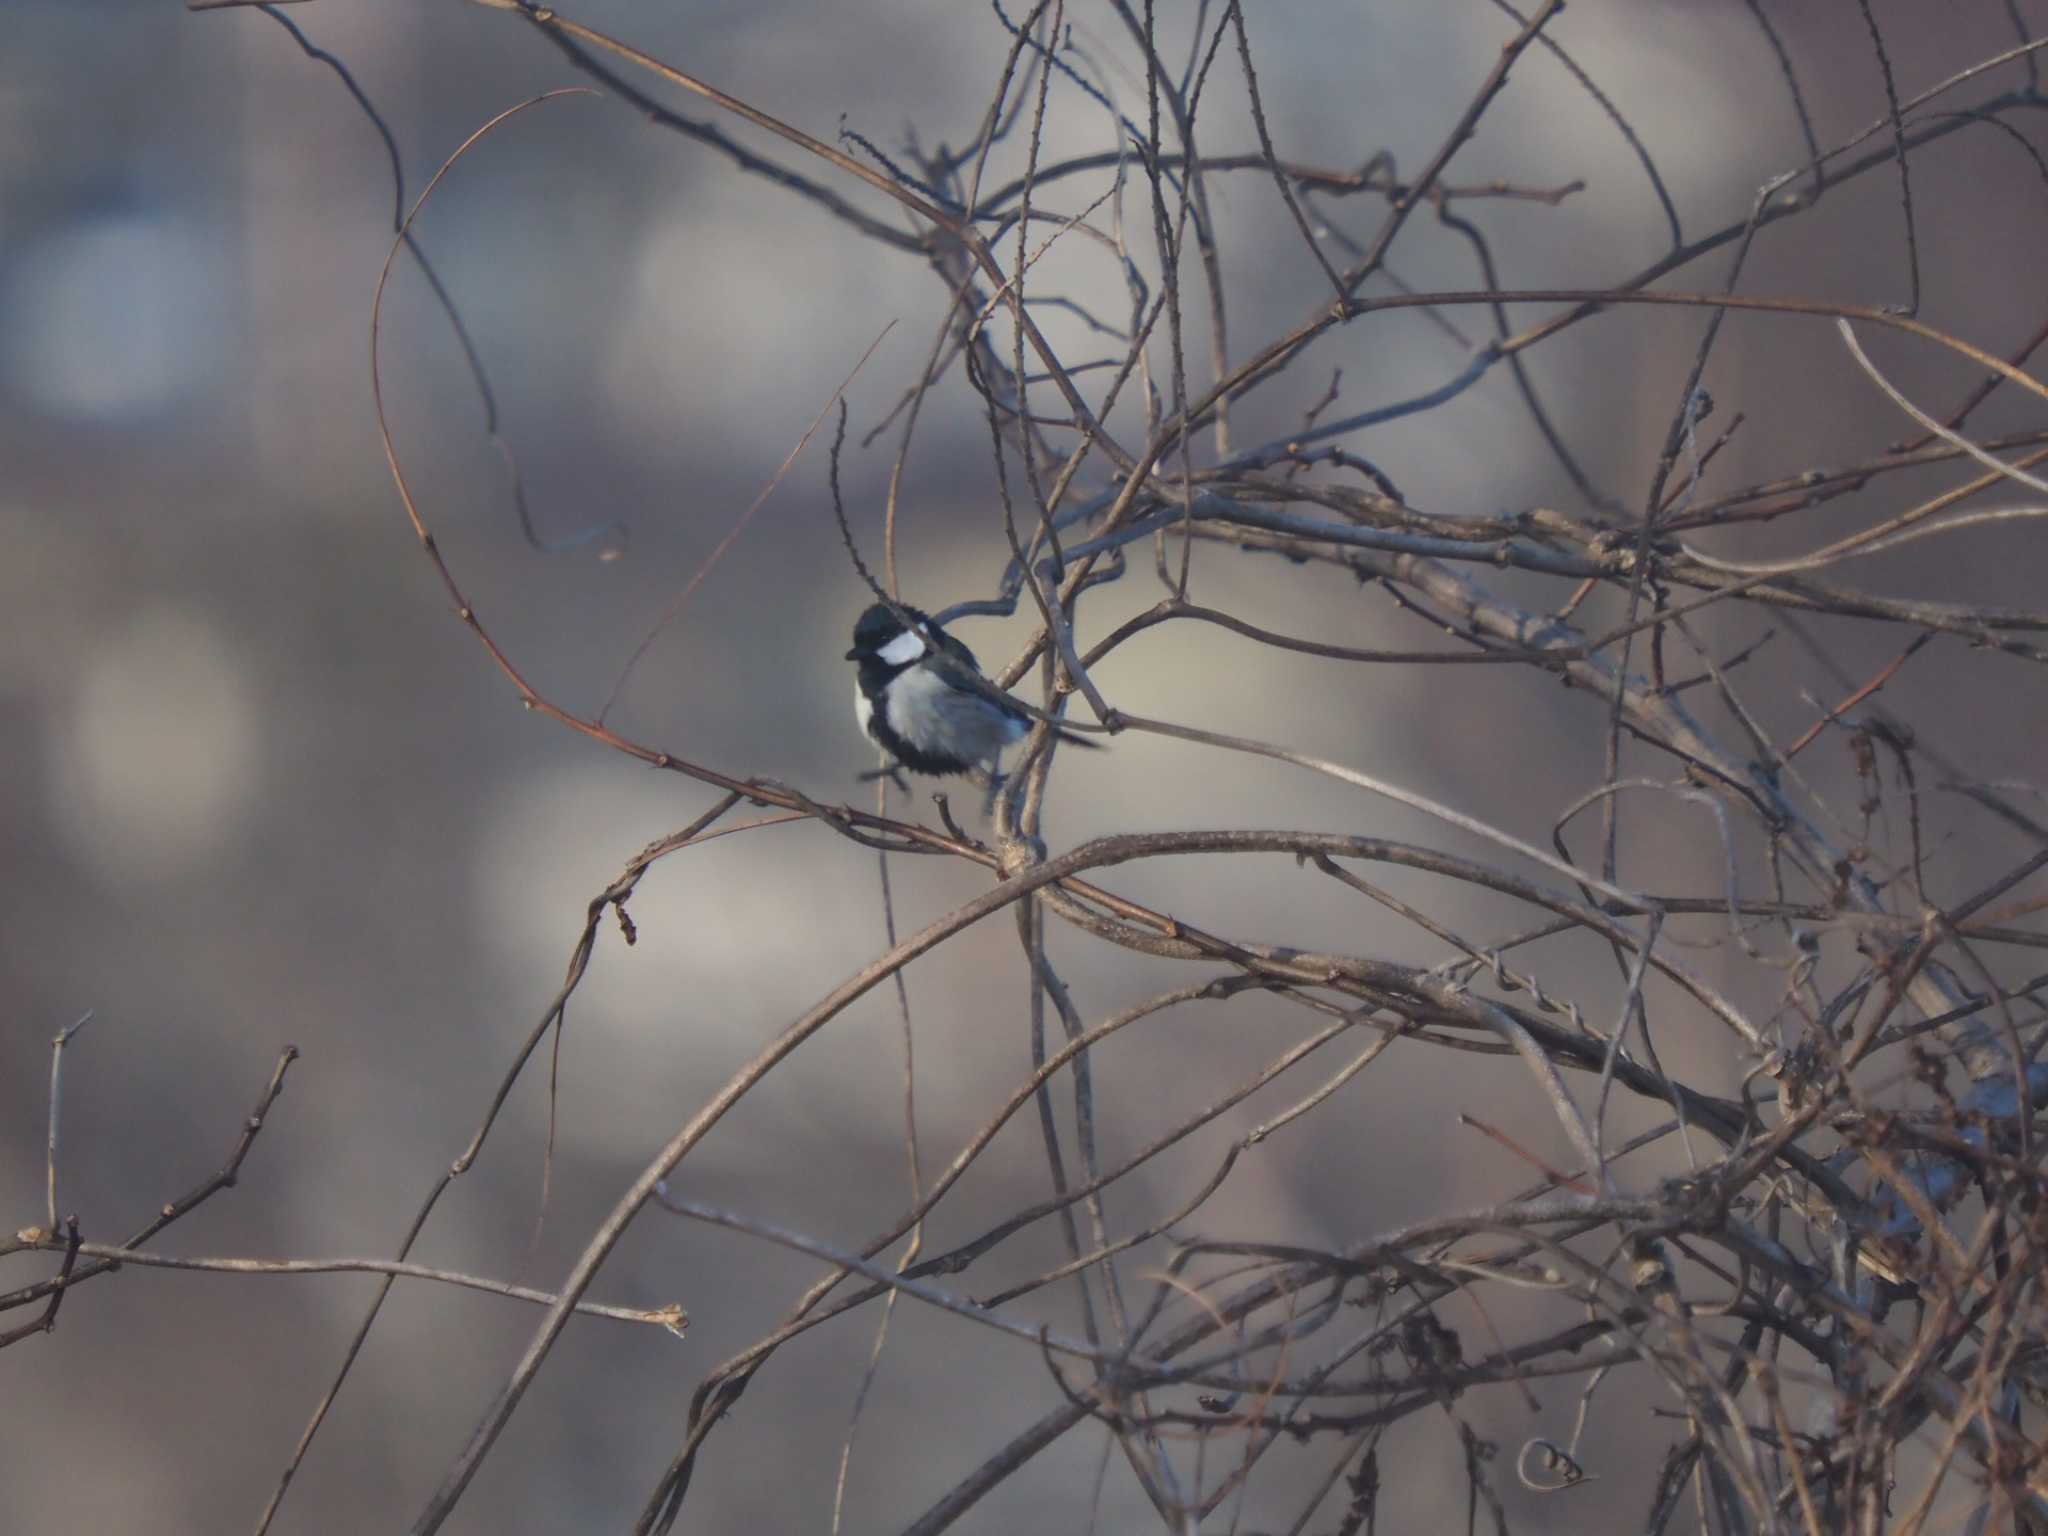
<box><xmin>5</xmin><ymin>2</ymin><xmax>2048</xmax><ymax>1530</ymax></box>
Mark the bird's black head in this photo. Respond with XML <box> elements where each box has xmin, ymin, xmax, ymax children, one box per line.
<box><xmin>846</xmin><ymin>602</ymin><xmax>931</xmax><ymax>662</ymax></box>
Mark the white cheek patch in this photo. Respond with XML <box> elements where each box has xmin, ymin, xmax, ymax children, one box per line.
<box><xmin>877</xmin><ymin>628</ymin><xmax>929</xmax><ymax>667</ymax></box>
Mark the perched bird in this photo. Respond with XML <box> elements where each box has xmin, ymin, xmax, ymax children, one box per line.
<box><xmin>844</xmin><ymin>602</ymin><xmax>1095</xmax><ymax>777</ymax></box>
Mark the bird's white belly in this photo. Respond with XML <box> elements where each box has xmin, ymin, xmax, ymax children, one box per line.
<box><xmin>887</xmin><ymin>666</ymin><xmax>1025</xmax><ymax>760</ymax></box>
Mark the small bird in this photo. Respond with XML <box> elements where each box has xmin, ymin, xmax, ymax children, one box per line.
<box><xmin>844</xmin><ymin>602</ymin><xmax>1095</xmax><ymax>777</ymax></box>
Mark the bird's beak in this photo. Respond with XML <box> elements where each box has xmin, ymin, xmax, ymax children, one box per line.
<box><xmin>844</xmin><ymin>646</ymin><xmax>862</xmax><ymax>661</ymax></box>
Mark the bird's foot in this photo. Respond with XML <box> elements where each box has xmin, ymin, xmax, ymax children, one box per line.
<box><xmin>857</xmin><ymin>764</ymin><xmax>914</xmax><ymax>794</ymax></box>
